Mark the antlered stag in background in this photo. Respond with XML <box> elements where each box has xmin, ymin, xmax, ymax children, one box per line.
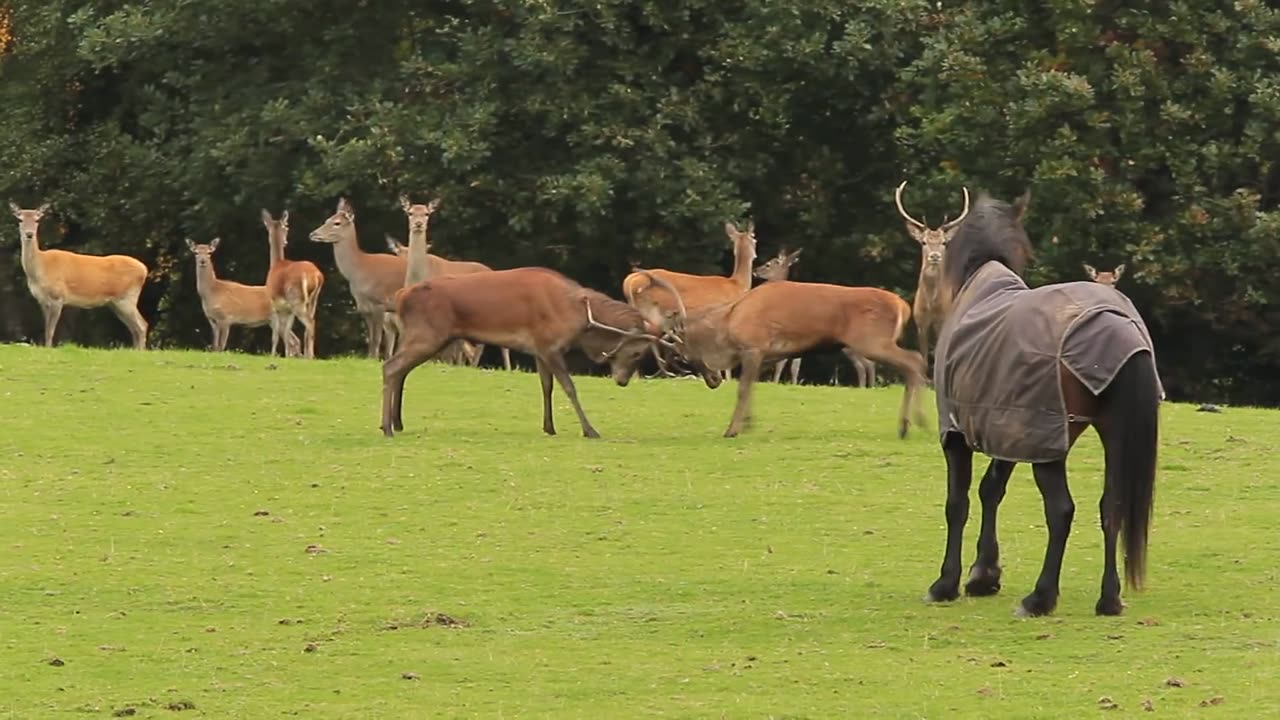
<box><xmin>185</xmin><ymin>237</ymin><xmax>300</xmax><ymax>354</ymax></box>
<box><xmin>894</xmin><ymin>181</ymin><xmax>970</xmax><ymax>368</ymax></box>
<box><xmin>382</xmin><ymin>267</ymin><xmax>672</xmax><ymax>439</ymax></box>
<box><xmin>9</xmin><ymin>202</ymin><xmax>149</xmax><ymax>349</ymax></box>
<box><xmin>655</xmin><ymin>278</ymin><xmax>929</xmax><ymax>439</ymax></box>
<box><xmin>622</xmin><ymin>221</ymin><xmax>758</xmax><ymax>376</ymax></box>
<box><xmin>751</xmin><ymin>246</ymin><xmax>878</xmax><ymax>388</ymax></box>
<box><xmin>307</xmin><ymin>197</ymin><xmax>406</xmax><ymax>359</ymax></box>
<box><xmin>262</xmin><ymin>210</ymin><xmax>324</xmax><ymax>358</ymax></box>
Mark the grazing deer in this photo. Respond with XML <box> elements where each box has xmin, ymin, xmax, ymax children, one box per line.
<box><xmin>653</xmin><ymin>278</ymin><xmax>929</xmax><ymax>439</ymax></box>
<box><xmin>894</xmin><ymin>181</ymin><xmax>970</xmax><ymax>367</ymax></box>
<box><xmin>752</xmin><ymin>247</ymin><xmax>877</xmax><ymax>388</ymax></box>
<box><xmin>382</xmin><ymin>267</ymin><xmax>673</xmax><ymax>439</ymax></box>
<box><xmin>261</xmin><ymin>210</ymin><xmax>324</xmax><ymax>358</ymax></box>
<box><xmin>9</xmin><ymin>202</ymin><xmax>149</xmax><ymax>349</ymax></box>
<box><xmin>1084</xmin><ymin>262</ymin><xmax>1125</xmax><ymax>287</ymax></box>
<box><xmin>307</xmin><ymin>197</ymin><xmax>407</xmax><ymax>359</ymax></box>
<box><xmin>397</xmin><ymin>195</ymin><xmax>512</xmax><ymax>371</ymax></box>
<box><xmin>184</xmin><ymin>238</ymin><xmax>300</xmax><ymax>354</ymax></box>
<box><xmin>623</xmin><ymin>221</ymin><xmax>758</xmax><ymax>377</ymax></box>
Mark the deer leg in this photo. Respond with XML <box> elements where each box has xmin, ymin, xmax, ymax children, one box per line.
<box><xmin>536</xmin><ymin>357</ymin><xmax>556</xmax><ymax>435</ymax></box>
<box><xmin>965</xmin><ymin>459</ymin><xmax>1016</xmax><ymax>597</ymax></box>
<box><xmin>1017</xmin><ymin>460</ymin><xmax>1075</xmax><ymax>617</ymax></box>
<box><xmin>771</xmin><ymin>360</ymin><xmax>784</xmax><ymax>383</ymax></box>
<box><xmin>501</xmin><ymin>347</ymin><xmax>512</xmax><ymax>371</ymax></box>
<box><xmin>725</xmin><ymin>352</ymin><xmax>763</xmax><ymax>438</ymax></box>
<box><xmin>854</xmin><ymin>343</ymin><xmax>927</xmax><ymax>438</ymax></box>
<box><xmin>789</xmin><ymin>357</ymin><xmax>801</xmax><ymax>385</ymax></box>
<box><xmin>294</xmin><ymin>301</ymin><xmax>317</xmax><ymax>359</ymax></box>
<box><xmin>468</xmin><ymin>342</ymin><xmax>486</xmax><ymax>368</ymax></box>
<box><xmin>110</xmin><ymin>295</ymin><xmax>148</xmax><ymax>350</ymax></box>
<box><xmin>363</xmin><ymin>310</ymin><xmax>383</xmax><ymax>359</ymax></box>
<box><xmin>927</xmin><ymin>432</ymin><xmax>974</xmax><ymax>603</ymax></box>
<box><xmin>380</xmin><ymin>339</ymin><xmax>439</xmax><ymax>437</ymax></box>
<box><xmin>544</xmin><ymin>352</ymin><xmax>601</xmax><ymax>439</ymax></box>
<box><xmin>40</xmin><ymin>300</ymin><xmax>64</xmax><ymax>347</ymax></box>
<box><xmin>382</xmin><ymin>317</ymin><xmax>399</xmax><ymax>360</ymax></box>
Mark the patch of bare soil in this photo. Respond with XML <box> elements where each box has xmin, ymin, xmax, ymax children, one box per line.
<box><xmin>384</xmin><ymin>611</ymin><xmax>468</xmax><ymax>630</ymax></box>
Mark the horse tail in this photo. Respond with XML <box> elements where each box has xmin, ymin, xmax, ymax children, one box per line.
<box><xmin>1101</xmin><ymin>349</ymin><xmax>1160</xmax><ymax>590</ymax></box>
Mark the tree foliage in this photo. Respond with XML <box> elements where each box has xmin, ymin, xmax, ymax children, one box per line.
<box><xmin>2</xmin><ymin>0</ymin><xmax>1278</xmax><ymax>403</ymax></box>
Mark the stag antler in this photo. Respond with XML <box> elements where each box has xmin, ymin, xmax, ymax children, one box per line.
<box><xmin>895</xmin><ymin>181</ymin><xmax>927</xmax><ymax>229</ymax></box>
<box><xmin>940</xmin><ymin>187</ymin><xmax>971</xmax><ymax>230</ymax></box>
<box><xmin>583</xmin><ymin>300</ymin><xmax>677</xmax><ymax>358</ymax></box>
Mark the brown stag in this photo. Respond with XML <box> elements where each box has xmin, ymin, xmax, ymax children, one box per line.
<box><xmin>9</xmin><ymin>202</ymin><xmax>149</xmax><ymax>349</ymax></box>
<box><xmin>382</xmin><ymin>267</ymin><xmax>673</xmax><ymax>439</ymax></box>
<box><xmin>1084</xmin><ymin>262</ymin><xmax>1125</xmax><ymax>288</ymax></box>
<box><xmin>751</xmin><ymin>246</ymin><xmax>878</xmax><ymax>388</ymax></box>
<box><xmin>622</xmin><ymin>221</ymin><xmax>758</xmax><ymax>376</ymax></box>
<box><xmin>307</xmin><ymin>197</ymin><xmax>407</xmax><ymax>359</ymax></box>
<box><xmin>262</xmin><ymin>210</ymin><xmax>325</xmax><ymax>358</ymax></box>
<box><xmin>653</xmin><ymin>278</ymin><xmax>928</xmax><ymax>439</ymax></box>
<box><xmin>397</xmin><ymin>194</ymin><xmax>512</xmax><ymax>371</ymax></box>
<box><xmin>894</xmin><ymin>181</ymin><xmax>970</xmax><ymax>367</ymax></box>
<box><xmin>185</xmin><ymin>237</ymin><xmax>300</xmax><ymax>354</ymax></box>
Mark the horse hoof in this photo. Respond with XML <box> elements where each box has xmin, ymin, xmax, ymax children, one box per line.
<box><xmin>964</xmin><ymin>568</ymin><xmax>1003</xmax><ymax>597</ymax></box>
<box><xmin>1095</xmin><ymin>597</ymin><xmax>1125</xmax><ymax>616</ymax></box>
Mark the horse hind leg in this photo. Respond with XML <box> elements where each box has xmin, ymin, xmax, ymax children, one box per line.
<box><xmin>965</xmin><ymin>459</ymin><xmax>1016</xmax><ymax>597</ymax></box>
<box><xmin>1016</xmin><ymin>460</ymin><xmax>1075</xmax><ymax>618</ymax></box>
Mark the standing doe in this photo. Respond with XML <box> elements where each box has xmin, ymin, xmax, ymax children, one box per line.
<box><xmin>9</xmin><ymin>202</ymin><xmax>149</xmax><ymax>349</ymax></box>
<box><xmin>894</xmin><ymin>181</ymin><xmax>970</xmax><ymax>368</ymax></box>
<box><xmin>262</xmin><ymin>210</ymin><xmax>324</xmax><ymax>358</ymax></box>
<box><xmin>184</xmin><ymin>238</ymin><xmax>299</xmax><ymax>354</ymax></box>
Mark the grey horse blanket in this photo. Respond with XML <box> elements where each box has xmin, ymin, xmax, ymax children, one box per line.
<box><xmin>934</xmin><ymin>261</ymin><xmax>1163</xmax><ymax>463</ymax></box>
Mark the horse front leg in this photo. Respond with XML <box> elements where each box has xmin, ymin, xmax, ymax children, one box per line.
<box><xmin>1017</xmin><ymin>460</ymin><xmax>1075</xmax><ymax>617</ymax></box>
<box><xmin>965</xmin><ymin>459</ymin><xmax>1016</xmax><ymax>597</ymax></box>
<box><xmin>927</xmin><ymin>432</ymin><xmax>974</xmax><ymax>603</ymax></box>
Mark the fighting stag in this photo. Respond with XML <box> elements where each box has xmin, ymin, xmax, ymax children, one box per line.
<box><xmin>262</xmin><ymin>210</ymin><xmax>324</xmax><ymax>358</ymax></box>
<box><xmin>623</xmin><ymin>221</ymin><xmax>758</xmax><ymax>376</ymax></box>
<box><xmin>654</xmin><ymin>278</ymin><xmax>929</xmax><ymax>439</ymax></box>
<box><xmin>894</xmin><ymin>181</ymin><xmax>970</xmax><ymax>367</ymax></box>
<box><xmin>185</xmin><ymin>238</ymin><xmax>300</xmax><ymax>354</ymax></box>
<box><xmin>751</xmin><ymin>247</ymin><xmax>877</xmax><ymax>388</ymax></box>
<box><xmin>307</xmin><ymin>197</ymin><xmax>406</xmax><ymax>359</ymax></box>
<box><xmin>9</xmin><ymin>202</ymin><xmax>149</xmax><ymax>349</ymax></box>
<box><xmin>382</xmin><ymin>267</ymin><xmax>672</xmax><ymax>439</ymax></box>
<box><xmin>396</xmin><ymin>195</ymin><xmax>512</xmax><ymax>371</ymax></box>
<box><xmin>1084</xmin><ymin>262</ymin><xmax>1125</xmax><ymax>288</ymax></box>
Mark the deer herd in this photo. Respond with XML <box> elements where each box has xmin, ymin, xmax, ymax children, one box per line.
<box><xmin>8</xmin><ymin>190</ymin><xmax>1129</xmax><ymax>440</ymax></box>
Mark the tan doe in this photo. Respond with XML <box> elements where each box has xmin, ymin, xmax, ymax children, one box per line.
<box><xmin>894</xmin><ymin>181</ymin><xmax>970</xmax><ymax>368</ymax></box>
<box><xmin>185</xmin><ymin>237</ymin><xmax>299</xmax><ymax>354</ymax></box>
<box><xmin>1084</xmin><ymin>262</ymin><xmax>1125</xmax><ymax>288</ymax></box>
<box><xmin>262</xmin><ymin>210</ymin><xmax>325</xmax><ymax>358</ymax></box>
<box><xmin>9</xmin><ymin>202</ymin><xmax>149</xmax><ymax>349</ymax></box>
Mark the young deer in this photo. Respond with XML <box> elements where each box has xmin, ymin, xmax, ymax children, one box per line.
<box><xmin>9</xmin><ymin>202</ymin><xmax>149</xmax><ymax>349</ymax></box>
<box><xmin>262</xmin><ymin>210</ymin><xmax>324</xmax><ymax>358</ymax></box>
<box><xmin>307</xmin><ymin>197</ymin><xmax>408</xmax><ymax>359</ymax></box>
<box><xmin>397</xmin><ymin>195</ymin><xmax>512</xmax><ymax>371</ymax></box>
<box><xmin>1084</xmin><ymin>263</ymin><xmax>1125</xmax><ymax>287</ymax></box>
<box><xmin>622</xmin><ymin>221</ymin><xmax>758</xmax><ymax>377</ymax></box>
<box><xmin>751</xmin><ymin>247</ymin><xmax>877</xmax><ymax>388</ymax></box>
<box><xmin>185</xmin><ymin>238</ymin><xmax>299</xmax><ymax>354</ymax></box>
<box><xmin>654</xmin><ymin>279</ymin><xmax>928</xmax><ymax>439</ymax></box>
<box><xmin>894</xmin><ymin>181</ymin><xmax>970</xmax><ymax>368</ymax></box>
<box><xmin>382</xmin><ymin>267</ymin><xmax>672</xmax><ymax>439</ymax></box>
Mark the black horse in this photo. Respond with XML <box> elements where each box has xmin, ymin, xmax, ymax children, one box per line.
<box><xmin>924</xmin><ymin>190</ymin><xmax>1162</xmax><ymax>617</ymax></box>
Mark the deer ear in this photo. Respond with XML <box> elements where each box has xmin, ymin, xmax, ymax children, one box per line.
<box><xmin>1012</xmin><ymin>190</ymin><xmax>1031</xmax><ymax>221</ymax></box>
<box><xmin>905</xmin><ymin>223</ymin><xmax>926</xmax><ymax>243</ymax></box>
<box><xmin>399</xmin><ymin>194</ymin><xmax>412</xmax><ymax>212</ymax></box>
<box><xmin>9</xmin><ymin>201</ymin><xmax>20</xmax><ymax>218</ymax></box>
<box><xmin>1083</xmin><ymin>264</ymin><xmax>1098</xmax><ymax>280</ymax></box>
<box><xmin>724</xmin><ymin>221</ymin><xmax>738</xmax><ymax>237</ymax></box>
<box><xmin>280</xmin><ymin>210</ymin><xmax>289</xmax><ymax>225</ymax></box>
<box><xmin>789</xmin><ymin>248</ymin><xmax>803</xmax><ymax>262</ymax></box>
<box><xmin>426</xmin><ymin>198</ymin><xmax>441</xmax><ymax>213</ymax></box>
<box><xmin>208</xmin><ymin>237</ymin><xmax>221</xmax><ymax>252</ymax></box>
<box><xmin>260</xmin><ymin>209</ymin><xmax>272</xmax><ymax>224</ymax></box>
<box><xmin>1113</xmin><ymin>264</ymin><xmax>1125</xmax><ymax>280</ymax></box>
<box><xmin>184</xmin><ymin>238</ymin><xmax>197</xmax><ymax>252</ymax></box>
<box><xmin>746</xmin><ymin>219</ymin><xmax>755</xmax><ymax>235</ymax></box>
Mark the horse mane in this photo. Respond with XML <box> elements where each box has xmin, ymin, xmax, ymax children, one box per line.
<box><xmin>941</xmin><ymin>190</ymin><xmax>1035</xmax><ymax>297</ymax></box>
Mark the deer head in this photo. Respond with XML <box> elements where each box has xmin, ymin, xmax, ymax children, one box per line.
<box><xmin>308</xmin><ymin>197</ymin><xmax>356</xmax><ymax>244</ymax></box>
<box><xmin>10</xmin><ymin>201</ymin><xmax>51</xmax><ymax>243</ymax></box>
<box><xmin>385</xmin><ymin>235</ymin><xmax>410</xmax><ymax>257</ymax></box>
<box><xmin>724</xmin><ymin>220</ymin><xmax>758</xmax><ymax>260</ymax></box>
<box><xmin>753</xmin><ymin>247</ymin><xmax>803</xmax><ymax>281</ymax></box>
<box><xmin>261</xmin><ymin>209</ymin><xmax>290</xmax><ymax>247</ymax></box>
<box><xmin>399</xmin><ymin>195</ymin><xmax>442</xmax><ymax>237</ymax></box>
<box><xmin>185</xmin><ymin>237</ymin><xmax>222</xmax><ymax>272</ymax></box>
<box><xmin>1084</xmin><ymin>263</ymin><xmax>1125</xmax><ymax>287</ymax></box>
<box><xmin>895</xmin><ymin>181</ymin><xmax>970</xmax><ymax>271</ymax></box>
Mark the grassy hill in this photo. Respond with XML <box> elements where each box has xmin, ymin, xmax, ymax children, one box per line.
<box><xmin>1</xmin><ymin>344</ymin><xmax>1276</xmax><ymax>718</ymax></box>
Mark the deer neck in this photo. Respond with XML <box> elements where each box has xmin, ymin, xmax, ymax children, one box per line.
<box><xmin>919</xmin><ymin>261</ymin><xmax>942</xmax><ymax>292</ymax></box>
<box><xmin>18</xmin><ymin>230</ymin><xmax>44</xmax><ymax>280</ymax></box>
<box><xmin>331</xmin><ymin>227</ymin><xmax>371</xmax><ymax>281</ymax></box>
<box><xmin>194</xmin><ymin>262</ymin><xmax>218</xmax><ymax>298</ymax></box>
<box><xmin>268</xmin><ymin>231</ymin><xmax>287</xmax><ymax>267</ymax></box>
<box><xmin>404</xmin><ymin>227</ymin><xmax>431</xmax><ymax>286</ymax></box>
<box><xmin>730</xmin><ymin>243</ymin><xmax>755</xmax><ymax>291</ymax></box>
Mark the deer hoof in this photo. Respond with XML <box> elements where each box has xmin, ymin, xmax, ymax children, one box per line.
<box><xmin>583</xmin><ymin>429</ymin><xmax>602</xmax><ymax>439</ymax></box>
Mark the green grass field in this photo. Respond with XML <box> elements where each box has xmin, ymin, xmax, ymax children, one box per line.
<box><xmin>1</xmin><ymin>344</ymin><xmax>1277</xmax><ymax>719</ymax></box>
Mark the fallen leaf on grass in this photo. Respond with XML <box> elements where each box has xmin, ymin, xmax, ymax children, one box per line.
<box><xmin>46</xmin><ymin>656</ymin><xmax>64</xmax><ymax>667</ymax></box>
<box><xmin>1137</xmin><ymin>617</ymin><xmax>1160</xmax><ymax>626</ymax></box>
<box><xmin>977</xmin><ymin>685</ymin><xmax>994</xmax><ymax>697</ymax></box>
<box><xmin>401</xmin><ymin>672</ymin><xmax>420</xmax><ymax>680</ymax></box>
<box><xmin>252</xmin><ymin>509</ymin><xmax>270</xmax><ymax>516</ymax></box>
<box><xmin>990</xmin><ymin>660</ymin><xmax>1009</xmax><ymax>667</ymax></box>
<box><xmin>113</xmin><ymin>708</ymin><xmax>136</xmax><ymax>717</ymax></box>
<box><xmin>303</xmin><ymin>642</ymin><xmax>319</xmax><ymax>653</ymax></box>
<box><xmin>1098</xmin><ymin>696</ymin><xmax>1119</xmax><ymax>710</ymax></box>
<box><xmin>305</xmin><ymin>544</ymin><xmax>326</xmax><ymax>555</ymax></box>
<box><xmin>1141</xmin><ymin>698</ymin><xmax>1154</xmax><ymax>711</ymax></box>
<box><xmin>1199</xmin><ymin>696</ymin><xmax>1225</xmax><ymax>707</ymax></box>
<box><xmin>166</xmin><ymin>700</ymin><xmax>196</xmax><ymax>711</ymax></box>
<box><xmin>1165</xmin><ymin>677</ymin><xmax>1186</xmax><ymax>688</ymax></box>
